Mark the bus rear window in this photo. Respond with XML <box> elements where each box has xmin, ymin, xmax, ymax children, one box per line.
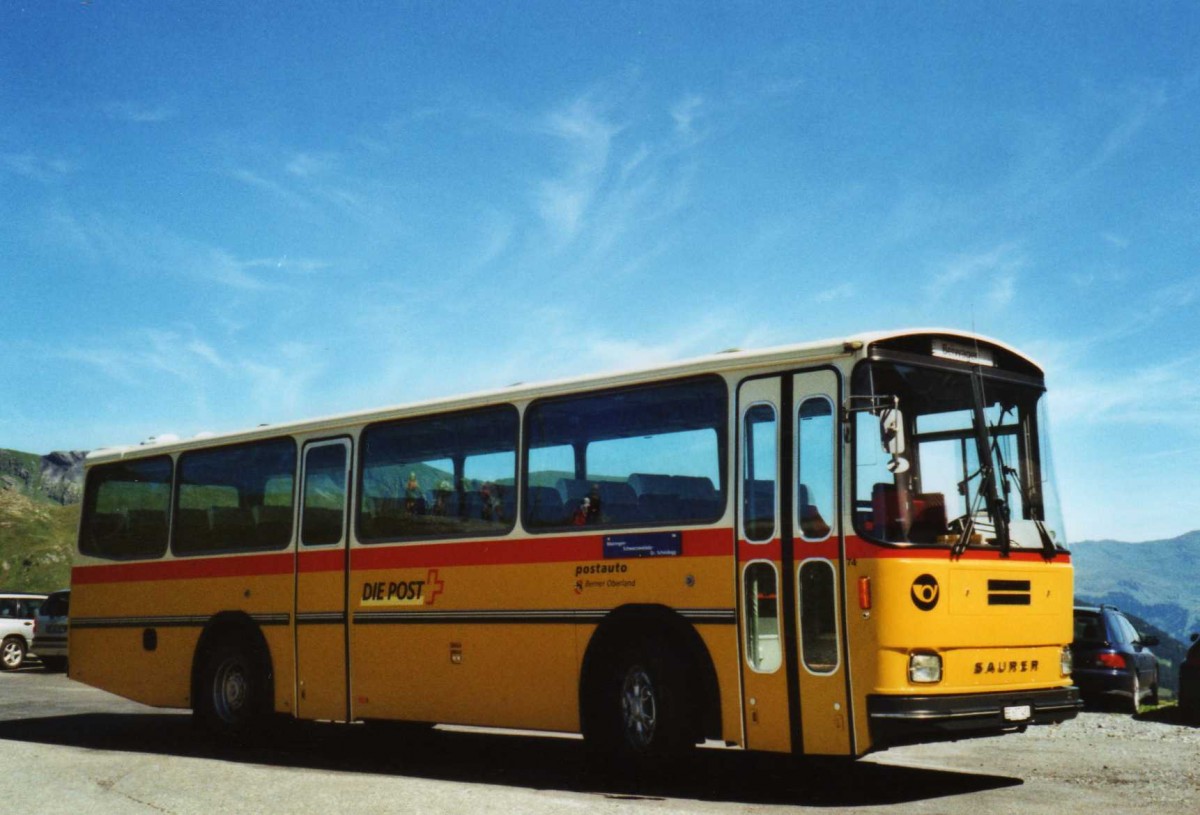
<box><xmin>173</xmin><ymin>438</ymin><xmax>296</xmax><ymax>555</ymax></box>
<box><xmin>80</xmin><ymin>456</ymin><xmax>173</xmax><ymax>560</ymax></box>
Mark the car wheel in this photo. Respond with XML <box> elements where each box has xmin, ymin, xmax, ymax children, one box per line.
<box><xmin>1146</xmin><ymin>683</ymin><xmax>1159</xmax><ymax>706</ymax></box>
<box><xmin>194</xmin><ymin>639</ymin><xmax>272</xmax><ymax>740</ymax></box>
<box><xmin>1127</xmin><ymin>673</ymin><xmax>1141</xmax><ymax>714</ymax></box>
<box><xmin>1</xmin><ymin>637</ymin><xmax>26</xmax><ymax>671</ymax></box>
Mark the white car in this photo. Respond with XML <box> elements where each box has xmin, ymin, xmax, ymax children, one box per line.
<box><xmin>1</xmin><ymin>592</ymin><xmax>47</xmax><ymax>670</ymax></box>
<box><xmin>32</xmin><ymin>589</ymin><xmax>70</xmax><ymax>672</ymax></box>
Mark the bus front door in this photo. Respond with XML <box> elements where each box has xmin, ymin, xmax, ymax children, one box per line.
<box><xmin>737</xmin><ymin>371</ymin><xmax>852</xmax><ymax>756</ymax></box>
<box><xmin>294</xmin><ymin>438</ymin><xmax>352</xmax><ymax>721</ymax></box>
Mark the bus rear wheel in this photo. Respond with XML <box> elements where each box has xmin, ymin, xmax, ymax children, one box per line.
<box><xmin>195</xmin><ymin>639</ymin><xmax>271</xmax><ymax>740</ymax></box>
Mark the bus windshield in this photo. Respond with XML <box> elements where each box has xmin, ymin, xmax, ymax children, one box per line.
<box><xmin>851</xmin><ymin>360</ymin><xmax>1065</xmax><ymax>553</ymax></box>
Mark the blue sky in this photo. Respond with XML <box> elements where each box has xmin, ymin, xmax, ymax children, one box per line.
<box><xmin>2</xmin><ymin>3</ymin><xmax>1198</xmax><ymax>543</ymax></box>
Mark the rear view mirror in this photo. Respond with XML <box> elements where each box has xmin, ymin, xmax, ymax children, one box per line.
<box><xmin>879</xmin><ymin>408</ymin><xmax>910</xmax><ymax>474</ymax></box>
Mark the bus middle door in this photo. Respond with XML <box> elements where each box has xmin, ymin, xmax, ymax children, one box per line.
<box><xmin>294</xmin><ymin>438</ymin><xmax>352</xmax><ymax>722</ymax></box>
<box><xmin>737</xmin><ymin>370</ymin><xmax>851</xmax><ymax>756</ymax></box>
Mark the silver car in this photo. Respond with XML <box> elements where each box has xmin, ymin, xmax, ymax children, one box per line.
<box><xmin>1</xmin><ymin>592</ymin><xmax>47</xmax><ymax>670</ymax></box>
<box><xmin>32</xmin><ymin>589</ymin><xmax>70</xmax><ymax>672</ymax></box>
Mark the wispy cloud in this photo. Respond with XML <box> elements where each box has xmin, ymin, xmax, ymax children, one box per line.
<box><xmin>285</xmin><ymin>151</ymin><xmax>338</xmax><ymax>178</ymax></box>
<box><xmin>43</xmin><ymin>207</ymin><xmax>309</xmax><ymax>292</ymax></box>
<box><xmin>51</xmin><ymin>327</ymin><xmax>329</xmax><ymax>438</ymax></box>
<box><xmin>1100</xmin><ymin>232</ymin><xmax>1129</xmax><ymax>250</ymax></box>
<box><xmin>670</xmin><ymin>94</ymin><xmax>705</xmax><ymax>143</ymax></box>
<box><xmin>1050</xmin><ymin>352</ymin><xmax>1200</xmax><ymax>431</ymax></box>
<box><xmin>230</xmin><ymin>168</ymin><xmax>315</xmax><ymax>211</ymax></box>
<box><xmin>925</xmin><ymin>243</ymin><xmax>1024</xmax><ymax>308</ymax></box>
<box><xmin>535</xmin><ymin>95</ymin><xmax>620</xmax><ymax>243</ymax></box>
<box><xmin>104</xmin><ymin>101</ymin><xmax>177</xmax><ymax>123</ymax></box>
<box><xmin>1074</xmin><ymin>81</ymin><xmax>1168</xmax><ymax>181</ymax></box>
<box><xmin>814</xmin><ymin>282</ymin><xmax>855</xmax><ymax>303</ymax></box>
<box><xmin>2</xmin><ymin>152</ymin><xmax>73</xmax><ymax>181</ymax></box>
<box><xmin>527</xmin><ymin>84</ymin><xmax>704</xmax><ymax>280</ymax></box>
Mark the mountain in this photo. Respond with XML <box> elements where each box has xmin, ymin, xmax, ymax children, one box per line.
<box><xmin>1071</xmin><ymin>531</ymin><xmax>1200</xmax><ymax>640</ymax></box>
<box><xmin>0</xmin><ymin>449</ymin><xmax>87</xmax><ymax>506</ymax></box>
<box><xmin>1071</xmin><ymin>531</ymin><xmax>1200</xmax><ymax>696</ymax></box>
<box><xmin>0</xmin><ymin>449</ymin><xmax>86</xmax><ymax>591</ymax></box>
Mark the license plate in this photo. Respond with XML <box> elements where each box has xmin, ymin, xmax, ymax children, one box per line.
<box><xmin>1004</xmin><ymin>704</ymin><xmax>1032</xmax><ymax>721</ymax></box>
<box><xmin>48</xmin><ymin>624</ymin><xmax>67</xmax><ymax>634</ymax></box>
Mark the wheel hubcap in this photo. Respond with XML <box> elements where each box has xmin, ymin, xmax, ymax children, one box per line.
<box><xmin>1</xmin><ymin>642</ymin><xmax>20</xmax><ymax>667</ymax></box>
<box><xmin>621</xmin><ymin>665</ymin><xmax>657</xmax><ymax>749</ymax></box>
<box><xmin>213</xmin><ymin>659</ymin><xmax>249</xmax><ymax>722</ymax></box>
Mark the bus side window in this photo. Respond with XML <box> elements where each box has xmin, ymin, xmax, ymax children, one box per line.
<box><xmin>797</xmin><ymin>397</ymin><xmax>834</xmax><ymax>541</ymax></box>
<box><xmin>743</xmin><ymin>561</ymin><xmax>781</xmax><ymax>672</ymax></box>
<box><xmin>742</xmin><ymin>404</ymin><xmax>777</xmax><ymax>543</ymax></box>
<box><xmin>173</xmin><ymin>438</ymin><xmax>296</xmax><ymax>556</ymax></box>
<box><xmin>80</xmin><ymin>456</ymin><xmax>173</xmax><ymax>561</ymax></box>
<box><xmin>359</xmin><ymin>405</ymin><xmax>518</xmax><ymax>543</ymax></box>
<box><xmin>522</xmin><ymin>376</ymin><xmax>727</xmax><ymax>532</ymax></box>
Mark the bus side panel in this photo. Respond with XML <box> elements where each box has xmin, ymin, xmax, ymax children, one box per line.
<box><xmin>69</xmin><ymin>569</ymin><xmax>296</xmax><ymax>714</ymax></box>
<box><xmin>352</xmin><ymin>620</ymin><xmax>579</xmax><ymax>730</ymax></box>
<box><xmin>349</xmin><ymin>531</ymin><xmax>735</xmax><ymax>734</ymax></box>
<box><xmin>350</xmin><ymin>558</ymin><xmax>580</xmax><ymax>732</ymax></box>
<box><xmin>696</xmin><ymin>625</ymin><xmax>743</xmax><ymax>745</ymax></box>
<box><xmin>70</xmin><ymin>611</ymin><xmax>197</xmax><ymax>709</ymax></box>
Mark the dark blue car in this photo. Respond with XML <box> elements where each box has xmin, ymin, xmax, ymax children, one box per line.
<box><xmin>1072</xmin><ymin>605</ymin><xmax>1159</xmax><ymax>713</ymax></box>
<box><xmin>1180</xmin><ymin>632</ymin><xmax>1200</xmax><ymax>722</ymax></box>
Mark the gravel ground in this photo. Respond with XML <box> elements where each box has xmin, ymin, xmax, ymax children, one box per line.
<box><xmin>2</xmin><ymin>670</ymin><xmax>1197</xmax><ymax>814</ymax></box>
<box><xmin>870</xmin><ymin>707</ymin><xmax>1200</xmax><ymax>814</ymax></box>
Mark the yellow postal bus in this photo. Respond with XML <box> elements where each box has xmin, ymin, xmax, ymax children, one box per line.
<box><xmin>70</xmin><ymin>329</ymin><xmax>1080</xmax><ymax>759</ymax></box>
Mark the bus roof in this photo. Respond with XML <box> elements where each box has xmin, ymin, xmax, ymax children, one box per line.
<box><xmin>85</xmin><ymin>328</ymin><xmax>1039</xmax><ymax>465</ymax></box>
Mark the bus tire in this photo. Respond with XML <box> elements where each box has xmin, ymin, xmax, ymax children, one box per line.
<box><xmin>1</xmin><ymin>636</ymin><xmax>26</xmax><ymax>671</ymax></box>
<box><xmin>194</xmin><ymin>638</ymin><xmax>271</xmax><ymax>740</ymax></box>
<box><xmin>589</xmin><ymin>641</ymin><xmax>693</xmax><ymax>764</ymax></box>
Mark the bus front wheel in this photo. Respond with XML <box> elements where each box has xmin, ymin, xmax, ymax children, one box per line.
<box><xmin>589</xmin><ymin>642</ymin><xmax>693</xmax><ymax>763</ymax></box>
<box><xmin>195</xmin><ymin>639</ymin><xmax>271</xmax><ymax>739</ymax></box>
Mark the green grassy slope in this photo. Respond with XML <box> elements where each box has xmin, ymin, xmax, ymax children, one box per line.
<box><xmin>0</xmin><ymin>491</ymin><xmax>77</xmax><ymax>592</ymax></box>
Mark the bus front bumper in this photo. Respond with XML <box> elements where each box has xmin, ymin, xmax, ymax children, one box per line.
<box><xmin>867</xmin><ymin>686</ymin><xmax>1082</xmax><ymax>748</ymax></box>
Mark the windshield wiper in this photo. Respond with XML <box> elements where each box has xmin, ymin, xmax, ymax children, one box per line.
<box><xmin>969</xmin><ymin>369</ymin><xmax>1011</xmax><ymax>556</ymax></box>
<box><xmin>988</xmin><ymin>407</ymin><xmax>1058</xmax><ymax>558</ymax></box>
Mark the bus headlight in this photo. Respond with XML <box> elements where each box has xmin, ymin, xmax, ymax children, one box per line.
<box><xmin>1061</xmin><ymin>645</ymin><xmax>1073</xmax><ymax>677</ymax></box>
<box><xmin>909</xmin><ymin>652</ymin><xmax>942</xmax><ymax>684</ymax></box>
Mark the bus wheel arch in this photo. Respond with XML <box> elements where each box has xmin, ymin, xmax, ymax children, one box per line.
<box><xmin>191</xmin><ymin>612</ymin><xmax>275</xmax><ymax>738</ymax></box>
<box><xmin>579</xmin><ymin>604</ymin><xmax>721</xmax><ymax>753</ymax></box>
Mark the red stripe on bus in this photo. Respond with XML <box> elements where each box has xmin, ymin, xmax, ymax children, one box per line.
<box><xmin>73</xmin><ymin>529</ymin><xmax>736</xmax><ymax>582</ymax></box>
<box><xmin>69</xmin><ymin>530</ymin><xmax>1068</xmax><ymax>584</ymax></box>
<box><xmin>298</xmin><ymin>549</ymin><xmax>345</xmax><ymax>573</ymax></box>
<box><xmin>736</xmin><ymin>538</ymin><xmax>841</xmax><ymax>562</ymax></box>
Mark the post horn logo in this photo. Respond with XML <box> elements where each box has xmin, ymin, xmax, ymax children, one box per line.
<box><xmin>911</xmin><ymin>574</ymin><xmax>940</xmax><ymax>611</ymax></box>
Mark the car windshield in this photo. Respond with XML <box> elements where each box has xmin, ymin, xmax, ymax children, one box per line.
<box><xmin>852</xmin><ymin>360</ymin><xmax>1066</xmax><ymax>552</ymax></box>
